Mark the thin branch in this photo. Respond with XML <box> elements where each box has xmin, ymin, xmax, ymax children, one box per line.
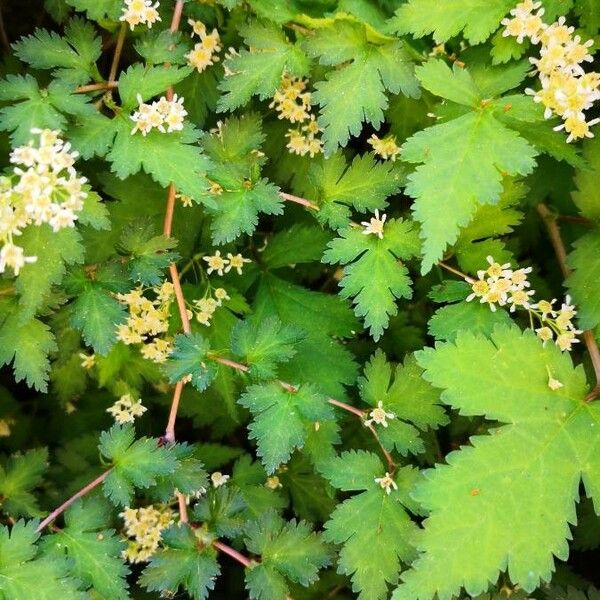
<box><xmin>160</xmin><ymin>0</ymin><xmax>189</xmax><ymax>524</ymax></box>
<box><xmin>438</xmin><ymin>261</ymin><xmax>474</xmax><ymax>283</ymax></box>
<box><xmin>327</xmin><ymin>397</ymin><xmax>366</xmax><ymax>418</ymax></box>
<box><xmin>212</xmin><ymin>355</ymin><xmax>250</xmax><ymax>372</ymax></box>
<box><xmin>108</xmin><ymin>23</ymin><xmax>127</xmax><ymax>84</ymax></box>
<box><xmin>76</xmin><ymin>82</ymin><xmax>118</xmax><ymax>94</ymax></box>
<box><xmin>557</xmin><ymin>214</ymin><xmax>594</xmax><ymax>225</ymax></box>
<box><xmin>537</xmin><ymin>203</ymin><xmax>600</xmax><ymax>400</ymax></box>
<box><xmin>279</xmin><ymin>192</ymin><xmax>320</xmax><ymax>211</ymax></box>
<box><xmin>36</xmin><ymin>469</ymin><xmax>112</xmax><ymax>532</ymax></box>
<box><xmin>213</xmin><ymin>540</ymin><xmax>253</xmax><ymax>567</ymax></box>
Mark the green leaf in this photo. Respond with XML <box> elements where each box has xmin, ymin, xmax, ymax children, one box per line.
<box><xmin>321</xmin><ymin>451</ymin><xmax>418</xmax><ymax>600</ymax></box>
<box><xmin>153</xmin><ymin>444</ymin><xmax>209</xmax><ymax>502</ymax></box>
<box><xmin>402</xmin><ymin>109</ymin><xmax>537</xmax><ymax>273</ymax></box>
<box><xmin>231</xmin><ymin>316</ymin><xmax>302</xmax><ymax>380</ymax></box>
<box><xmin>0</xmin><ymin>520</ymin><xmax>85</xmax><ymax>600</ymax></box>
<box><xmin>68</xmin><ymin>112</ymin><xmax>120</xmax><ymax>159</ymax></box>
<box><xmin>572</xmin><ymin>138</ymin><xmax>600</xmax><ymax>221</ymax></box>
<box><xmin>218</xmin><ymin>21</ymin><xmax>309</xmax><ymax>112</ymax></box>
<box><xmin>162</xmin><ymin>333</ymin><xmax>218</xmax><ymax>392</ymax></box>
<box><xmin>209</xmin><ymin>179</ymin><xmax>284</xmax><ymax>245</ymax></box>
<box><xmin>566</xmin><ymin>230</ymin><xmax>600</xmax><ymax>330</ymax></box>
<box><xmin>322</xmin><ymin>218</ymin><xmax>421</xmax><ymax>340</ymax></box>
<box><xmin>357</xmin><ymin>351</ymin><xmax>447</xmax><ymax>456</ymax></box>
<box><xmin>118</xmin><ymin>219</ymin><xmax>179</xmax><ymax>285</ymax></box>
<box><xmin>0</xmin><ymin>312</ymin><xmax>57</xmax><ymax>392</ymax></box>
<box><xmin>415</xmin><ymin>60</ymin><xmax>481</xmax><ymax>107</ymax></box>
<box><xmin>70</xmin><ymin>284</ymin><xmax>127</xmax><ymax>355</ymax></box>
<box><xmin>106</xmin><ymin>119</ymin><xmax>213</xmax><ymax>204</ymax></box>
<box><xmin>261</xmin><ymin>225</ymin><xmax>330</xmax><ymax>269</ymax></box>
<box><xmin>118</xmin><ymin>64</ymin><xmax>192</xmax><ymax>109</ymax></box>
<box><xmin>305</xmin><ymin>22</ymin><xmax>418</xmax><ymax>152</ymax></box>
<box><xmin>245</xmin><ymin>509</ymin><xmax>330</xmax><ymax>598</ymax></box>
<box><xmin>0</xmin><ymin>75</ymin><xmax>94</xmax><ymax>145</ymax></box>
<box><xmin>305</xmin><ymin>152</ymin><xmax>404</xmax><ymax>229</ymax></box>
<box><xmin>12</xmin><ymin>18</ymin><xmax>102</xmax><ymax>85</ymax></box>
<box><xmin>239</xmin><ymin>382</ymin><xmax>334</xmax><ymax>474</ymax></box>
<box><xmin>64</xmin><ymin>0</ymin><xmax>122</xmax><ymax>21</ymax></box>
<box><xmin>393</xmin><ymin>326</ymin><xmax>600</xmax><ymax>600</ymax></box>
<box><xmin>44</xmin><ymin>497</ymin><xmax>129</xmax><ymax>599</ymax></box>
<box><xmin>134</xmin><ymin>30</ymin><xmax>190</xmax><ymax>66</ymax></box>
<box><xmin>428</xmin><ymin>301</ymin><xmax>513</xmax><ymax>342</ymax></box>
<box><xmin>390</xmin><ymin>0</ymin><xmax>514</xmax><ymax>44</ymax></box>
<box><xmin>574</xmin><ymin>0</ymin><xmax>600</xmax><ymax>34</ymax></box>
<box><xmin>98</xmin><ymin>424</ymin><xmax>178</xmax><ymax>506</ymax></box>
<box><xmin>0</xmin><ymin>449</ymin><xmax>48</xmax><ymax>517</ymax></box>
<box><xmin>16</xmin><ymin>225</ymin><xmax>84</xmax><ymax>322</ymax></box>
<box><xmin>140</xmin><ymin>523</ymin><xmax>220</xmax><ymax>600</ymax></box>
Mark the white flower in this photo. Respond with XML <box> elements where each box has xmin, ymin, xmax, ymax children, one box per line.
<box><xmin>361</xmin><ymin>209</ymin><xmax>387</xmax><ymax>240</ymax></box>
<box><xmin>0</xmin><ymin>243</ymin><xmax>37</xmax><ymax>275</ymax></box>
<box><xmin>364</xmin><ymin>401</ymin><xmax>396</xmax><ymax>428</ymax></box>
<box><xmin>211</xmin><ymin>472</ymin><xmax>230</xmax><ymax>488</ymax></box>
<box><xmin>203</xmin><ymin>251</ymin><xmax>228</xmax><ymax>276</ymax></box>
<box><xmin>374</xmin><ymin>472</ymin><xmax>398</xmax><ymax>495</ymax></box>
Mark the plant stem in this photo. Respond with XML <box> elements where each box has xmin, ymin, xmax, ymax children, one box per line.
<box><xmin>108</xmin><ymin>23</ymin><xmax>127</xmax><ymax>85</ymax></box>
<box><xmin>36</xmin><ymin>469</ymin><xmax>112</xmax><ymax>532</ymax></box>
<box><xmin>438</xmin><ymin>261</ymin><xmax>474</xmax><ymax>283</ymax></box>
<box><xmin>75</xmin><ymin>81</ymin><xmax>118</xmax><ymax>94</ymax></box>
<box><xmin>161</xmin><ymin>0</ymin><xmax>189</xmax><ymax>523</ymax></box>
<box><xmin>213</xmin><ymin>540</ymin><xmax>253</xmax><ymax>567</ymax></box>
<box><xmin>537</xmin><ymin>203</ymin><xmax>600</xmax><ymax>400</ymax></box>
<box><xmin>279</xmin><ymin>192</ymin><xmax>320</xmax><ymax>211</ymax></box>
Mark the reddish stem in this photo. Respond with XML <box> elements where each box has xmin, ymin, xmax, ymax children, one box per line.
<box><xmin>213</xmin><ymin>540</ymin><xmax>253</xmax><ymax>567</ymax></box>
<box><xmin>279</xmin><ymin>192</ymin><xmax>320</xmax><ymax>211</ymax></box>
<box><xmin>76</xmin><ymin>81</ymin><xmax>118</xmax><ymax>94</ymax></box>
<box><xmin>36</xmin><ymin>469</ymin><xmax>112</xmax><ymax>532</ymax></box>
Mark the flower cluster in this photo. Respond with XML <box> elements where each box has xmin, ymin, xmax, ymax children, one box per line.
<box><xmin>502</xmin><ymin>1</ymin><xmax>600</xmax><ymax>142</ymax></box>
<box><xmin>120</xmin><ymin>505</ymin><xmax>174</xmax><ymax>563</ymax></box>
<box><xmin>368</xmin><ymin>134</ymin><xmax>401</xmax><ymax>161</ymax></box>
<box><xmin>106</xmin><ymin>394</ymin><xmax>147</xmax><ymax>424</ymax></box>
<box><xmin>203</xmin><ymin>251</ymin><xmax>251</xmax><ymax>276</ymax></box>
<box><xmin>361</xmin><ymin>209</ymin><xmax>387</xmax><ymax>240</ymax></box>
<box><xmin>0</xmin><ymin>129</ymin><xmax>88</xmax><ymax>275</ymax></box>
<box><xmin>130</xmin><ymin>94</ymin><xmax>187</xmax><ymax>136</ymax></box>
<box><xmin>116</xmin><ymin>281</ymin><xmax>174</xmax><ymax>363</ymax></box>
<box><xmin>120</xmin><ymin>0</ymin><xmax>160</xmax><ymax>30</ymax></box>
<box><xmin>185</xmin><ymin>19</ymin><xmax>221</xmax><ymax>73</ymax></box>
<box><xmin>191</xmin><ymin>287</ymin><xmax>230</xmax><ymax>327</ymax></box>
<box><xmin>270</xmin><ymin>74</ymin><xmax>324</xmax><ymax>157</ymax></box>
<box><xmin>466</xmin><ymin>256</ymin><xmax>582</xmax><ymax>351</ymax></box>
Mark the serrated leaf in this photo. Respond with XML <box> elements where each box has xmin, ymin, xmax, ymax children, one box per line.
<box><xmin>218</xmin><ymin>22</ymin><xmax>309</xmax><ymax>112</ymax></box>
<box><xmin>0</xmin><ymin>311</ymin><xmax>57</xmax><ymax>392</ymax></box>
<box><xmin>261</xmin><ymin>225</ymin><xmax>330</xmax><ymax>269</ymax></box>
<box><xmin>64</xmin><ymin>0</ymin><xmax>122</xmax><ymax>21</ymax></box>
<box><xmin>322</xmin><ymin>218</ymin><xmax>420</xmax><ymax>340</ymax></box>
<box><xmin>12</xmin><ymin>18</ymin><xmax>102</xmax><ymax>86</ymax></box>
<box><xmin>0</xmin><ymin>76</ymin><xmax>94</xmax><ymax>145</ymax></box>
<box><xmin>118</xmin><ymin>64</ymin><xmax>192</xmax><ymax>109</ymax></box>
<box><xmin>402</xmin><ymin>109</ymin><xmax>537</xmax><ymax>273</ymax></box>
<box><xmin>321</xmin><ymin>451</ymin><xmax>418</xmax><ymax>600</ymax></box>
<box><xmin>140</xmin><ymin>524</ymin><xmax>220</xmax><ymax>600</ymax></box>
<box><xmin>393</xmin><ymin>326</ymin><xmax>600</xmax><ymax>600</ymax></box>
<box><xmin>107</xmin><ymin>119</ymin><xmax>213</xmax><ymax>204</ymax></box>
<box><xmin>209</xmin><ymin>178</ymin><xmax>284</xmax><ymax>245</ymax></box>
<box><xmin>566</xmin><ymin>230</ymin><xmax>600</xmax><ymax>330</ymax></box>
<box><xmin>44</xmin><ymin>497</ymin><xmax>129</xmax><ymax>599</ymax></box>
<box><xmin>153</xmin><ymin>444</ymin><xmax>208</xmax><ymax>502</ymax></box>
<box><xmin>357</xmin><ymin>351</ymin><xmax>447</xmax><ymax>456</ymax></box>
<box><xmin>572</xmin><ymin>137</ymin><xmax>600</xmax><ymax>221</ymax></box>
<box><xmin>68</xmin><ymin>112</ymin><xmax>119</xmax><ymax>159</ymax></box>
<box><xmin>239</xmin><ymin>383</ymin><xmax>334</xmax><ymax>474</ymax></box>
<box><xmin>415</xmin><ymin>60</ymin><xmax>481</xmax><ymax>107</ymax></box>
<box><xmin>231</xmin><ymin>316</ymin><xmax>302</xmax><ymax>380</ymax></box>
<box><xmin>428</xmin><ymin>301</ymin><xmax>513</xmax><ymax>342</ymax></box>
<box><xmin>305</xmin><ymin>152</ymin><xmax>404</xmax><ymax>229</ymax></box>
<box><xmin>390</xmin><ymin>0</ymin><xmax>514</xmax><ymax>44</ymax></box>
<box><xmin>162</xmin><ymin>333</ymin><xmax>218</xmax><ymax>391</ymax></box>
<box><xmin>0</xmin><ymin>449</ymin><xmax>48</xmax><ymax>517</ymax></box>
<box><xmin>245</xmin><ymin>510</ymin><xmax>330</xmax><ymax>594</ymax></box>
<box><xmin>98</xmin><ymin>424</ymin><xmax>178</xmax><ymax>506</ymax></box>
<box><xmin>305</xmin><ymin>22</ymin><xmax>418</xmax><ymax>152</ymax></box>
<box><xmin>0</xmin><ymin>520</ymin><xmax>86</xmax><ymax>600</ymax></box>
